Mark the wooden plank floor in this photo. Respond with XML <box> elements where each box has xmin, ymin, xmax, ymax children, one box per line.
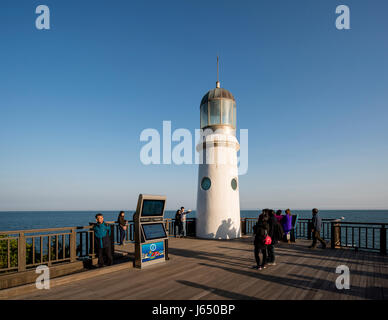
<box><xmin>10</xmin><ymin>237</ymin><xmax>388</xmax><ymax>300</ymax></box>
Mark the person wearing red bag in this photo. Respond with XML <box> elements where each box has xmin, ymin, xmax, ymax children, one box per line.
<box><xmin>252</xmin><ymin>210</ymin><xmax>270</xmax><ymax>270</ymax></box>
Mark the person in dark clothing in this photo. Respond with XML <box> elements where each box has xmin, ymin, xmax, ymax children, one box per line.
<box><xmin>267</xmin><ymin>209</ymin><xmax>284</xmax><ymax>265</ymax></box>
<box><xmin>252</xmin><ymin>211</ymin><xmax>270</xmax><ymax>270</ymax></box>
<box><xmin>309</xmin><ymin>208</ymin><xmax>327</xmax><ymax>249</ymax></box>
<box><xmin>174</xmin><ymin>210</ymin><xmax>183</xmax><ymax>238</ymax></box>
<box><xmin>117</xmin><ymin>211</ymin><xmax>127</xmax><ymax>245</ymax></box>
<box><xmin>93</xmin><ymin>213</ymin><xmax>113</xmax><ymax>267</ymax></box>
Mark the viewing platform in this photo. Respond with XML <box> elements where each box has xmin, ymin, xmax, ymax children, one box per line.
<box><xmin>2</xmin><ymin>235</ymin><xmax>387</xmax><ymax>300</ymax></box>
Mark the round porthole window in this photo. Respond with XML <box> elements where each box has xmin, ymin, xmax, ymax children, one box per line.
<box><xmin>231</xmin><ymin>178</ymin><xmax>238</xmax><ymax>190</ymax></box>
<box><xmin>201</xmin><ymin>177</ymin><xmax>211</xmax><ymax>190</ymax></box>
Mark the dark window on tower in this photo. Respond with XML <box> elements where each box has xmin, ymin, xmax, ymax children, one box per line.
<box><xmin>201</xmin><ymin>177</ymin><xmax>211</xmax><ymax>191</ymax></box>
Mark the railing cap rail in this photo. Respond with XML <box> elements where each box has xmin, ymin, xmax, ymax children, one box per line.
<box><xmin>331</xmin><ymin>221</ymin><xmax>388</xmax><ymax>226</ymax></box>
<box><xmin>298</xmin><ymin>218</ymin><xmax>388</xmax><ymax>226</ymax></box>
<box><xmin>1</xmin><ymin>217</ymin><xmax>387</xmax><ymax>235</ymax></box>
<box><xmin>0</xmin><ymin>225</ymin><xmax>92</xmax><ymax>235</ymax></box>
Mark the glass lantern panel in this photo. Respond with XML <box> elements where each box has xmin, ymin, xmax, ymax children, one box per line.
<box><xmin>209</xmin><ymin>100</ymin><xmax>221</xmax><ymax>125</ymax></box>
<box><xmin>233</xmin><ymin>102</ymin><xmax>236</xmax><ymax>128</ymax></box>
<box><xmin>222</xmin><ymin>100</ymin><xmax>233</xmax><ymax>125</ymax></box>
<box><xmin>200</xmin><ymin>103</ymin><xmax>208</xmax><ymax>128</ymax></box>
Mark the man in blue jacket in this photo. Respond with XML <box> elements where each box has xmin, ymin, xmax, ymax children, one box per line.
<box><xmin>93</xmin><ymin>213</ymin><xmax>113</xmax><ymax>267</ymax></box>
<box><xmin>309</xmin><ymin>208</ymin><xmax>327</xmax><ymax>249</ymax></box>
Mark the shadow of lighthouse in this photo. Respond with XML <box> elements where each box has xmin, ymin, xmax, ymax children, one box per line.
<box><xmin>205</xmin><ymin>218</ymin><xmax>239</xmax><ymax>239</ymax></box>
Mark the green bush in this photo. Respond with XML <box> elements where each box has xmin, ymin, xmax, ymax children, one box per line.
<box><xmin>1</xmin><ymin>235</ymin><xmax>36</xmax><ymax>270</ymax></box>
<box><xmin>0</xmin><ymin>235</ymin><xmax>18</xmax><ymax>268</ymax></box>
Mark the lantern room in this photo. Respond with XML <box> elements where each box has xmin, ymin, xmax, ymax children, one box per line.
<box><xmin>200</xmin><ymin>86</ymin><xmax>236</xmax><ymax>129</ymax></box>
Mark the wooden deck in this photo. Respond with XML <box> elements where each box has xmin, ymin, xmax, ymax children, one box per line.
<box><xmin>8</xmin><ymin>237</ymin><xmax>388</xmax><ymax>300</ymax></box>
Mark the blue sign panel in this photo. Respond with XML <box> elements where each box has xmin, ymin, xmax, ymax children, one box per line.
<box><xmin>141</xmin><ymin>241</ymin><xmax>165</xmax><ymax>263</ymax></box>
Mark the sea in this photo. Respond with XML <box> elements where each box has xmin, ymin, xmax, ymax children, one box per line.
<box><xmin>0</xmin><ymin>210</ymin><xmax>387</xmax><ymax>232</ymax></box>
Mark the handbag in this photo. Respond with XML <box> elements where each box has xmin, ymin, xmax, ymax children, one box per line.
<box><xmin>263</xmin><ymin>229</ymin><xmax>272</xmax><ymax>245</ymax></box>
<box><xmin>264</xmin><ymin>235</ymin><xmax>272</xmax><ymax>245</ymax></box>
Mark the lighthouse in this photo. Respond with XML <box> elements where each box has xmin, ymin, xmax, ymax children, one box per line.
<box><xmin>196</xmin><ymin>58</ymin><xmax>241</xmax><ymax>239</ymax></box>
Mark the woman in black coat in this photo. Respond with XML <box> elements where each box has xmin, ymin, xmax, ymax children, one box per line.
<box><xmin>252</xmin><ymin>212</ymin><xmax>270</xmax><ymax>270</ymax></box>
<box><xmin>117</xmin><ymin>211</ymin><xmax>127</xmax><ymax>245</ymax></box>
<box><xmin>267</xmin><ymin>209</ymin><xmax>284</xmax><ymax>265</ymax></box>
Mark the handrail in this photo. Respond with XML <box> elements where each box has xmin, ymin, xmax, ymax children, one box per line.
<box><xmin>293</xmin><ymin>218</ymin><xmax>387</xmax><ymax>255</ymax></box>
<box><xmin>1</xmin><ymin>217</ymin><xmax>386</xmax><ymax>274</ymax></box>
<box><xmin>0</xmin><ymin>226</ymin><xmax>92</xmax><ymax>235</ymax></box>
<box><xmin>297</xmin><ymin>218</ymin><xmax>388</xmax><ymax>226</ymax></box>
<box><xmin>4</xmin><ymin>217</ymin><xmax>385</xmax><ymax>236</ymax></box>
<box><xmin>244</xmin><ymin>217</ymin><xmax>351</xmax><ymax>222</ymax></box>
<box><xmin>0</xmin><ymin>225</ymin><xmax>96</xmax><ymax>273</ymax></box>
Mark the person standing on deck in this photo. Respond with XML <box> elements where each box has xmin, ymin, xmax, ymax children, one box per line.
<box><xmin>275</xmin><ymin>210</ymin><xmax>283</xmax><ymax>224</ymax></box>
<box><xmin>117</xmin><ymin>211</ymin><xmax>127</xmax><ymax>246</ymax></box>
<box><xmin>180</xmin><ymin>207</ymin><xmax>192</xmax><ymax>237</ymax></box>
<box><xmin>93</xmin><ymin>213</ymin><xmax>113</xmax><ymax>267</ymax></box>
<box><xmin>267</xmin><ymin>209</ymin><xmax>284</xmax><ymax>265</ymax></box>
<box><xmin>309</xmin><ymin>208</ymin><xmax>327</xmax><ymax>249</ymax></box>
<box><xmin>282</xmin><ymin>209</ymin><xmax>293</xmax><ymax>243</ymax></box>
<box><xmin>252</xmin><ymin>210</ymin><xmax>270</xmax><ymax>270</ymax></box>
<box><xmin>174</xmin><ymin>210</ymin><xmax>183</xmax><ymax>238</ymax></box>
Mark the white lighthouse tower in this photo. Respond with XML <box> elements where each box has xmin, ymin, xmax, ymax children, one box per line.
<box><xmin>196</xmin><ymin>58</ymin><xmax>241</xmax><ymax>239</ymax></box>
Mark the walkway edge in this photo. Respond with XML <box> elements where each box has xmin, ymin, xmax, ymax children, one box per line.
<box><xmin>0</xmin><ymin>262</ymin><xmax>133</xmax><ymax>300</ymax></box>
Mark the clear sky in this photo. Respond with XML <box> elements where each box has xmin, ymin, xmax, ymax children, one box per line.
<box><xmin>0</xmin><ymin>0</ymin><xmax>387</xmax><ymax>211</ymax></box>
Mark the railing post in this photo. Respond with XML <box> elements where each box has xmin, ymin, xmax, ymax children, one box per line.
<box><xmin>240</xmin><ymin>219</ymin><xmax>246</xmax><ymax>235</ymax></box>
<box><xmin>192</xmin><ymin>218</ymin><xmax>196</xmax><ymax>237</ymax></box>
<box><xmin>331</xmin><ymin>222</ymin><xmax>335</xmax><ymax>249</ymax></box>
<box><xmin>307</xmin><ymin>219</ymin><xmax>312</xmax><ymax>240</ymax></box>
<box><xmin>165</xmin><ymin>219</ymin><xmax>169</xmax><ymax>235</ymax></box>
<box><xmin>70</xmin><ymin>228</ymin><xmax>76</xmax><ymax>262</ymax></box>
<box><xmin>331</xmin><ymin>221</ymin><xmax>341</xmax><ymax>249</ymax></box>
<box><xmin>110</xmin><ymin>224</ymin><xmax>115</xmax><ymax>256</ymax></box>
<box><xmin>380</xmin><ymin>224</ymin><xmax>387</xmax><ymax>256</ymax></box>
<box><xmin>18</xmin><ymin>232</ymin><xmax>26</xmax><ymax>272</ymax></box>
<box><xmin>186</xmin><ymin>219</ymin><xmax>190</xmax><ymax>236</ymax></box>
<box><xmin>89</xmin><ymin>230</ymin><xmax>95</xmax><ymax>257</ymax></box>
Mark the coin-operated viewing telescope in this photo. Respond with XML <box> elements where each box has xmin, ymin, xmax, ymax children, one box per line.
<box><xmin>133</xmin><ymin>194</ymin><xmax>169</xmax><ymax>268</ymax></box>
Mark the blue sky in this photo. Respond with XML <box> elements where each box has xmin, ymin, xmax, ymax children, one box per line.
<box><xmin>0</xmin><ymin>0</ymin><xmax>387</xmax><ymax>210</ymax></box>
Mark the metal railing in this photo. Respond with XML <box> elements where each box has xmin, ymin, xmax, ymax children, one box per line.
<box><xmin>0</xmin><ymin>226</ymin><xmax>95</xmax><ymax>273</ymax></box>
<box><xmin>1</xmin><ymin>217</ymin><xmax>386</xmax><ymax>274</ymax></box>
<box><xmin>241</xmin><ymin>217</ymin><xmax>387</xmax><ymax>255</ymax></box>
<box><xmin>295</xmin><ymin>218</ymin><xmax>387</xmax><ymax>255</ymax></box>
<box><xmin>295</xmin><ymin>218</ymin><xmax>333</xmax><ymax>240</ymax></box>
<box><xmin>0</xmin><ymin>218</ymin><xmax>197</xmax><ymax>273</ymax></box>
